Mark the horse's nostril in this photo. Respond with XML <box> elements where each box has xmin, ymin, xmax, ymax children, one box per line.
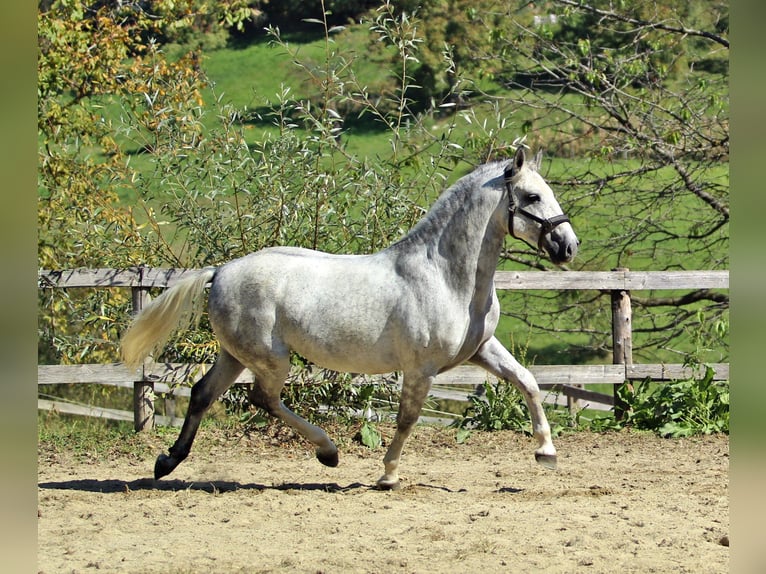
<box><xmin>564</xmin><ymin>240</ymin><xmax>578</xmax><ymax>260</ymax></box>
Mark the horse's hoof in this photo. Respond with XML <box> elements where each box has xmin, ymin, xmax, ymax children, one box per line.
<box><xmin>316</xmin><ymin>449</ymin><xmax>339</xmax><ymax>468</ymax></box>
<box><xmin>535</xmin><ymin>452</ymin><xmax>558</xmax><ymax>470</ymax></box>
<box><xmin>154</xmin><ymin>453</ymin><xmax>177</xmax><ymax>480</ymax></box>
<box><xmin>376</xmin><ymin>477</ymin><xmax>402</xmax><ymax>491</ymax></box>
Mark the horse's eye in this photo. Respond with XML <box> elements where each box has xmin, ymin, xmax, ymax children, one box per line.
<box><xmin>527</xmin><ymin>194</ymin><xmax>540</xmax><ymax>203</ymax></box>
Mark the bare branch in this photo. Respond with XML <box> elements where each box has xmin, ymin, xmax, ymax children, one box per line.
<box><xmin>553</xmin><ymin>0</ymin><xmax>729</xmax><ymax>48</ymax></box>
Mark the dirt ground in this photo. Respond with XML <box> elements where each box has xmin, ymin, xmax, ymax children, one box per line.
<box><xmin>38</xmin><ymin>425</ymin><xmax>729</xmax><ymax>574</ymax></box>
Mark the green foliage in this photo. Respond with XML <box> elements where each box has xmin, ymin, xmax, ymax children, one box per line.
<box><xmin>118</xmin><ymin>1</ymin><xmax>500</xmax><ymax>371</ymax></box>
<box><xmin>130</xmin><ymin>2</ymin><xmax>479</xmax><ymax>273</ymax></box>
<box><xmin>281</xmin><ymin>370</ymin><xmax>391</xmax><ymax>424</ymax></box>
<box><xmin>613</xmin><ymin>368</ymin><xmax>729</xmax><ymax>437</ymax></box>
<box><xmin>458</xmin><ymin>379</ymin><xmax>530</xmax><ymax>433</ymax></box>
<box><xmin>358</xmin><ymin>420</ymin><xmax>383</xmax><ymax>449</ymax></box>
<box><xmin>456</xmin><ymin>378</ymin><xmax>572</xmax><ymax>437</ymax></box>
<box><xmin>220</xmin><ymin>357</ymin><xmax>393</xmax><ymax>449</ymax></box>
<box><xmin>222</xmin><ymin>358</ymin><xmax>399</xmax><ymax>425</ymax></box>
<box><xmin>584</xmin><ymin>311</ymin><xmax>729</xmax><ymax>436</ymax></box>
<box><xmin>459</xmin><ymin>363</ymin><xmax>729</xmax><ymax>439</ymax></box>
<box><xmin>355</xmin><ymin>384</ymin><xmax>384</xmax><ymax>448</ymax></box>
<box><xmin>38</xmin><ymin>0</ymin><xmax>250</xmax><ymax>365</ymax></box>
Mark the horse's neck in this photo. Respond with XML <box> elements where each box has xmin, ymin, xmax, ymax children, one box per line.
<box><xmin>390</xmin><ymin>173</ymin><xmax>505</xmax><ymax>297</ymax></box>
<box><xmin>438</xmin><ymin>212</ymin><xmax>505</xmax><ymax>296</ymax></box>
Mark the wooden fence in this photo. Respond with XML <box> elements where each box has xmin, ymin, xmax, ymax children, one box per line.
<box><xmin>38</xmin><ymin>267</ymin><xmax>729</xmax><ymax>429</ymax></box>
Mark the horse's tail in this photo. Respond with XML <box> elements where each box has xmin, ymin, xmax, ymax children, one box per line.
<box><xmin>121</xmin><ymin>267</ymin><xmax>217</xmax><ymax>370</ymax></box>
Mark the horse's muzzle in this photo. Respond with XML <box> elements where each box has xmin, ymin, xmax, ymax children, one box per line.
<box><xmin>544</xmin><ymin>226</ymin><xmax>579</xmax><ymax>265</ymax></box>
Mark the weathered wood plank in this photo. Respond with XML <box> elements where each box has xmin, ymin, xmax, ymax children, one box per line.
<box><xmin>532</xmin><ymin>364</ymin><xmax>627</xmax><ymax>385</ymax></box>
<box><xmin>143</xmin><ymin>363</ymin><xmax>264</xmax><ymax>385</ymax></box>
<box><xmin>143</xmin><ymin>362</ymin><xmax>215</xmax><ymax>384</ymax></box>
<box><xmin>625</xmin><ymin>363</ymin><xmax>729</xmax><ymax>381</ymax></box>
<box><xmin>38</xmin><ymin>268</ymin><xmax>206</xmax><ymax>289</ymax></box>
<box><xmin>38</xmin><ymin>399</ymin><xmax>134</xmax><ymax>422</ymax></box>
<box><xmin>38</xmin><ymin>268</ymin><xmax>141</xmax><ymax>288</ymax></box>
<box><xmin>433</xmin><ymin>364</ymin><xmax>627</xmax><ymax>387</ymax></box>
<box><xmin>140</xmin><ymin>268</ymin><xmax>208</xmax><ymax>288</ymax></box>
<box><xmin>40</xmin><ymin>268</ymin><xmax>729</xmax><ymax>291</ymax></box>
<box><xmin>434</xmin><ymin>365</ymin><xmax>498</xmax><ymax>386</ymax></box>
<box><xmin>493</xmin><ymin>270</ymin><xmax>728</xmax><ymax>290</ymax></box>
<box><xmin>494</xmin><ymin>270</ymin><xmax>627</xmax><ymax>290</ymax></box>
<box><xmin>622</xmin><ymin>270</ymin><xmax>729</xmax><ymax>290</ymax></box>
<box><xmin>38</xmin><ymin>399</ymin><xmax>183</xmax><ymax>427</ymax></box>
<box><xmin>545</xmin><ymin>385</ymin><xmax>615</xmax><ymax>406</ymax></box>
<box><xmin>40</xmin><ymin>362</ymin><xmax>726</xmax><ymax>390</ymax></box>
<box><xmin>427</xmin><ymin>386</ymin><xmax>613</xmax><ymax>410</ymax></box>
<box><xmin>41</xmin><ymin>360</ymin><xmax>727</xmax><ymax>425</ymax></box>
<box><xmin>67</xmin><ymin>378</ymin><xmax>192</xmax><ymax>397</ymax></box>
<box><xmin>37</xmin><ymin>363</ymin><xmax>141</xmax><ymax>385</ymax></box>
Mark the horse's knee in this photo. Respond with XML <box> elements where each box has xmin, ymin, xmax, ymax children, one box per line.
<box><xmin>394</xmin><ymin>410</ymin><xmax>422</xmax><ymax>438</ymax></box>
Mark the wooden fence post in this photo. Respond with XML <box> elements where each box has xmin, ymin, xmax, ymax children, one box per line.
<box><xmin>611</xmin><ymin>268</ymin><xmax>633</xmax><ymax>421</ymax></box>
<box><xmin>566</xmin><ymin>389</ymin><xmax>582</xmax><ymax>423</ymax></box>
<box><xmin>131</xmin><ymin>277</ymin><xmax>154</xmax><ymax>432</ymax></box>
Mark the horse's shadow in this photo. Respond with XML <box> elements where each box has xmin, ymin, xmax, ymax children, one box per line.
<box><xmin>38</xmin><ymin>478</ymin><xmax>478</xmax><ymax>495</ymax></box>
<box><xmin>38</xmin><ymin>477</ymin><xmax>372</xmax><ymax>494</ymax></box>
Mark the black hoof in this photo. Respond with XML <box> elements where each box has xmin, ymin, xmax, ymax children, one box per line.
<box><xmin>154</xmin><ymin>453</ymin><xmax>178</xmax><ymax>480</ymax></box>
<box><xmin>535</xmin><ymin>452</ymin><xmax>558</xmax><ymax>470</ymax></box>
<box><xmin>316</xmin><ymin>449</ymin><xmax>339</xmax><ymax>468</ymax></box>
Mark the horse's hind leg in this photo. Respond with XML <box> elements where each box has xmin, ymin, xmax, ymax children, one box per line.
<box><xmin>469</xmin><ymin>336</ymin><xmax>557</xmax><ymax>469</ymax></box>
<box><xmin>154</xmin><ymin>349</ymin><xmax>244</xmax><ymax>480</ymax></box>
<box><xmin>247</xmin><ymin>359</ymin><xmax>338</xmax><ymax>467</ymax></box>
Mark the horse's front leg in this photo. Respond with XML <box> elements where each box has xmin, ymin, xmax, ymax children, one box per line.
<box><xmin>155</xmin><ymin>350</ymin><xmax>244</xmax><ymax>479</ymax></box>
<box><xmin>469</xmin><ymin>337</ymin><xmax>557</xmax><ymax>469</ymax></box>
<box><xmin>377</xmin><ymin>373</ymin><xmax>435</xmax><ymax>490</ymax></box>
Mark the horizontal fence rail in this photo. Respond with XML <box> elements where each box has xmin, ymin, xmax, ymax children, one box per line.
<box><xmin>39</xmin><ymin>267</ymin><xmax>730</xmax><ymax>291</ymax></box>
<box><xmin>38</xmin><ymin>267</ymin><xmax>729</xmax><ymax>429</ymax></box>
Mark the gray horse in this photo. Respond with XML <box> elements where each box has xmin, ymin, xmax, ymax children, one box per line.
<box><xmin>121</xmin><ymin>147</ymin><xmax>579</xmax><ymax>489</ymax></box>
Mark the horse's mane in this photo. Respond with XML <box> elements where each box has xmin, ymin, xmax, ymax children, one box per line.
<box><xmin>389</xmin><ymin>162</ymin><xmax>505</xmax><ymax>251</ymax></box>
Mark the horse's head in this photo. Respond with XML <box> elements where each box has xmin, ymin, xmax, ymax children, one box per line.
<box><xmin>503</xmin><ymin>148</ymin><xmax>579</xmax><ymax>265</ymax></box>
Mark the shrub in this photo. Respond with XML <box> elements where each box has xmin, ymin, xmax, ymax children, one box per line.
<box><xmin>458</xmin><ymin>380</ymin><xmax>530</xmax><ymax>433</ymax></box>
<box><xmin>619</xmin><ymin>366</ymin><xmax>729</xmax><ymax>437</ymax></box>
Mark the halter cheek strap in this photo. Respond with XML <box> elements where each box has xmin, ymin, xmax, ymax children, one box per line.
<box><xmin>505</xmin><ymin>177</ymin><xmax>571</xmax><ymax>252</ymax></box>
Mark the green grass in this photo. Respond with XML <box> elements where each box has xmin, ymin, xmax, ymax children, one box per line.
<box><xmin>196</xmin><ymin>25</ymin><xmax>556</xmax><ymax>166</ymax></box>
<box><xmin>38</xmin><ymin>410</ymin><xmax>155</xmax><ymax>461</ymax></box>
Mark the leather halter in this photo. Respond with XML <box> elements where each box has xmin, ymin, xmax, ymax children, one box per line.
<box><xmin>504</xmin><ymin>173</ymin><xmax>571</xmax><ymax>253</ymax></box>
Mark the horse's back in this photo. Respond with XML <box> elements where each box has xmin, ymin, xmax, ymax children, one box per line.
<box><xmin>208</xmin><ymin>247</ymin><xmax>421</xmax><ymax>373</ymax></box>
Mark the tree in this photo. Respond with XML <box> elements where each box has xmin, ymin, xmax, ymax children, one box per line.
<box><xmin>471</xmin><ymin>0</ymin><xmax>729</xmax><ymax>363</ymax></box>
<box><xmin>38</xmin><ymin>0</ymin><xmax>251</xmax><ymax>364</ymax></box>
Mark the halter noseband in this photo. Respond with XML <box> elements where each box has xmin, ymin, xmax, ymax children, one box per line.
<box><xmin>504</xmin><ymin>173</ymin><xmax>571</xmax><ymax>253</ymax></box>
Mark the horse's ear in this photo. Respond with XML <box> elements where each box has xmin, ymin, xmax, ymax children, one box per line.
<box><xmin>514</xmin><ymin>147</ymin><xmax>526</xmax><ymax>172</ymax></box>
<box><xmin>532</xmin><ymin>149</ymin><xmax>544</xmax><ymax>171</ymax></box>
<box><xmin>506</xmin><ymin>146</ymin><xmax>526</xmax><ymax>178</ymax></box>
